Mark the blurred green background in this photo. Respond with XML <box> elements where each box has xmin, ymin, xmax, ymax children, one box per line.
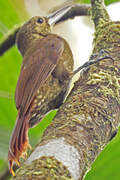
<box><xmin>0</xmin><ymin>0</ymin><xmax>120</xmax><ymax>179</ymax></box>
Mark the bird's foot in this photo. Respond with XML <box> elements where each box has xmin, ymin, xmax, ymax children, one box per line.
<box><xmin>73</xmin><ymin>49</ymin><xmax>114</xmax><ymax>75</ymax></box>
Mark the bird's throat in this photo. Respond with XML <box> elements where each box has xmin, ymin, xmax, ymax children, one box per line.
<box><xmin>17</xmin><ymin>33</ymin><xmax>45</xmax><ymax>56</ymax></box>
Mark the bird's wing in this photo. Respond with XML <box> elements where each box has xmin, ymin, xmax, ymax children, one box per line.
<box><xmin>15</xmin><ymin>35</ymin><xmax>64</xmax><ymax>116</ymax></box>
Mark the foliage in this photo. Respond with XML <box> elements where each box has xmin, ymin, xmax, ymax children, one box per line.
<box><xmin>0</xmin><ymin>0</ymin><xmax>120</xmax><ymax>179</ymax></box>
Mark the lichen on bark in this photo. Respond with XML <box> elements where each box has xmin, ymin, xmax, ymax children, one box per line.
<box><xmin>12</xmin><ymin>156</ymin><xmax>73</xmax><ymax>180</ymax></box>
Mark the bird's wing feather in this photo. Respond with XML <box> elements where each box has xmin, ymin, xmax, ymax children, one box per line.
<box><xmin>15</xmin><ymin>35</ymin><xmax>64</xmax><ymax>116</ymax></box>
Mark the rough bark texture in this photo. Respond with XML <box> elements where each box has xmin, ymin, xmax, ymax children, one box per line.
<box><xmin>12</xmin><ymin>0</ymin><xmax>120</xmax><ymax>180</ymax></box>
<box><xmin>12</xmin><ymin>156</ymin><xmax>74</xmax><ymax>180</ymax></box>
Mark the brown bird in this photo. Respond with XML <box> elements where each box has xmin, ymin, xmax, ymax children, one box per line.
<box><xmin>8</xmin><ymin>6</ymin><xmax>74</xmax><ymax>175</ymax></box>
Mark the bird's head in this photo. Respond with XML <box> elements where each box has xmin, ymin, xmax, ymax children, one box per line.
<box><xmin>16</xmin><ymin>6</ymin><xmax>71</xmax><ymax>55</ymax></box>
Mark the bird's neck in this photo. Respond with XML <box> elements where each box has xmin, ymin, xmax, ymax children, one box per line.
<box><xmin>17</xmin><ymin>33</ymin><xmax>45</xmax><ymax>56</ymax></box>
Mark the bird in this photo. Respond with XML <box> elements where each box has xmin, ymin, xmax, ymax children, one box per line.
<box><xmin>8</xmin><ymin>6</ymin><xmax>74</xmax><ymax>176</ymax></box>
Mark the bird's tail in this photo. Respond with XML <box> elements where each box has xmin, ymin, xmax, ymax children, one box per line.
<box><xmin>8</xmin><ymin>113</ymin><xmax>31</xmax><ymax>176</ymax></box>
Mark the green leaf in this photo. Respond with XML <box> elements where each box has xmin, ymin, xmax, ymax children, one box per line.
<box><xmin>85</xmin><ymin>129</ymin><xmax>120</xmax><ymax>180</ymax></box>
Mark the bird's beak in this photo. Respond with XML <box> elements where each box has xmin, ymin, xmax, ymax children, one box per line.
<box><xmin>47</xmin><ymin>5</ymin><xmax>72</xmax><ymax>26</ymax></box>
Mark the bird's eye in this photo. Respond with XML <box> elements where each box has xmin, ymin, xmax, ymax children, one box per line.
<box><xmin>37</xmin><ymin>18</ymin><xmax>43</xmax><ymax>24</ymax></box>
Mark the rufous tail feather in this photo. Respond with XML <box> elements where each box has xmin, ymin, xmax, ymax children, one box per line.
<box><xmin>8</xmin><ymin>113</ymin><xmax>31</xmax><ymax>176</ymax></box>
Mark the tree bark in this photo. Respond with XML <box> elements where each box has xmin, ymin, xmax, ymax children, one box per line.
<box><xmin>12</xmin><ymin>0</ymin><xmax>120</xmax><ymax>179</ymax></box>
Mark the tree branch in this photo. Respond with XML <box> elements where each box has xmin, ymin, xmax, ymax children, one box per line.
<box><xmin>91</xmin><ymin>0</ymin><xmax>110</xmax><ymax>28</ymax></box>
<box><xmin>0</xmin><ymin>24</ymin><xmax>21</xmax><ymax>56</ymax></box>
<box><xmin>12</xmin><ymin>0</ymin><xmax>120</xmax><ymax>179</ymax></box>
<box><xmin>56</xmin><ymin>4</ymin><xmax>90</xmax><ymax>24</ymax></box>
<box><xmin>0</xmin><ymin>4</ymin><xmax>90</xmax><ymax>56</ymax></box>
